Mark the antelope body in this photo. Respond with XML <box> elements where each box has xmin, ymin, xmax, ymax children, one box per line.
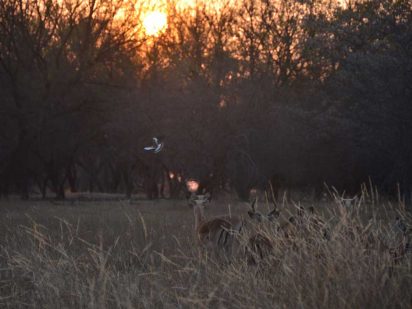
<box><xmin>189</xmin><ymin>193</ymin><xmax>236</xmax><ymax>254</ymax></box>
<box><xmin>244</xmin><ymin>198</ymin><xmax>279</xmax><ymax>264</ymax></box>
<box><xmin>245</xmin><ymin>201</ymin><xmax>330</xmax><ymax>264</ymax></box>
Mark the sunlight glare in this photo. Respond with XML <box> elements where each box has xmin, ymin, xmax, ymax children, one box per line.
<box><xmin>143</xmin><ymin>11</ymin><xmax>167</xmax><ymax>36</ymax></box>
<box><xmin>186</xmin><ymin>180</ymin><xmax>199</xmax><ymax>193</ymax></box>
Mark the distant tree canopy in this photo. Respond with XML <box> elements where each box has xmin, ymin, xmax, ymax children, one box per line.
<box><xmin>0</xmin><ymin>0</ymin><xmax>411</xmax><ymax>201</ymax></box>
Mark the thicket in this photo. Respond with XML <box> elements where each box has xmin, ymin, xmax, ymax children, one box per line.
<box><xmin>1</xmin><ymin>0</ymin><xmax>411</xmax><ymax>200</ymax></box>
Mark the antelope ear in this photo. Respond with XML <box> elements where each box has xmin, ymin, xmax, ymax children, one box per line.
<box><xmin>297</xmin><ymin>206</ymin><xmax>305</xmax><ymax>216</ymax></box>
<box><xmin>248</xmin><ymin>210</ymin><xmax>255</xmax><ymax>218</ymax></box>
<box><xmin>250</xmin><ymin>197</ymin><xmax>257</xmax><ymax>211</ymax></box>
<box><xmin>267</xmin><ymin>209</ymin><xmax>280</xmax><ymax>221</ymax></box>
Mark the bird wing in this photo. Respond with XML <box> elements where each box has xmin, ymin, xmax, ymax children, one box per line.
<box><xmin>154</xmin><ymin>143</ymin><xmax>163</xmax><ymax>153</ymax></box>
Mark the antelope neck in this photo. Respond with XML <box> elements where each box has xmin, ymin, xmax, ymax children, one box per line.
<box><xmin>194</xmin><ymin>205</ymin><xmax>206</xmax><ymax>231</ymax></box>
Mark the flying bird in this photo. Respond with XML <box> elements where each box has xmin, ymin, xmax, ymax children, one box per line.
<box><xmin>144</xmin><ymin>137</ymin><xmax>163</xmax><ymax>153</ymax></box>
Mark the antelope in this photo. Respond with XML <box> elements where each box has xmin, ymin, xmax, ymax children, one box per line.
<box><xmin>188</xmin><ymin>193</ymin><xmax>237</xmax><ymax>256</ymax></box>
<box><xmin>247</xmin><ymin>198</ymin><xmax>297</xmax><ymax>239</ymax></box>
<box><xmin>389</xmin><ymin>217</ymin><xmax>412</xmax><ymax>262</ymax></box>
<box><xmin>245</xmin><ymin>202</ymin><xmax>330</xmax><ymax>264</ymax></box>
<box><xmin>244</xmin><ymin>198</ymin><xmax>279</xmax><ymax>265</ymax></box>
<box><xmin>295</xmin><ymin>206</ymin><xmax>329</xmax><ymax>239</ymax></box>
<box><xmin>247</xmin><ymin>198</ymin><xmax>280</xmax><ymax>223</ymax></box>
<box><xmin>339</xmin><ymin>196</ymin><xmax>360</xmax><ymax>209</ymax></box>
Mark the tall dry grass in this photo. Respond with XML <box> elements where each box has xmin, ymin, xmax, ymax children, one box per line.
<box><xmin>0</xmin><ymin>195</ymin><xmax>411</xmax><ymax>308</ymax></box>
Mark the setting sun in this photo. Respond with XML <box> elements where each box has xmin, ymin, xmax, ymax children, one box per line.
<box><xmin>143</xmin><ymin>11</ymin><xmax>167</xmax><ymax>36</ymax></box>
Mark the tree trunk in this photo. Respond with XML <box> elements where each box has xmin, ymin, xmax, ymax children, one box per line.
<box><xmin>88</xmin><ymin>179</ymin><xmax>94</xmax><ymax>193</ymax></box>
<box><xmin>0</xmin><ymin>172</ymin><xmax>10</xmax><ymax>199</ymax></box>
<box><xmin>160</xmin><ymin>171</ymin><xmax>166</xmax><ymax>198</ymax></box>
<box><xmin>66</xmin><ymin>163</ymin><xmax>77</xmax><ymax>193</ymax></box>
<box><xmin>49</xmin><ymin>166</ymin><xmax>66</xmax><ymax>200</ymax></box>
<box><xmin>41</xmin><ymin>178</ymin><xmax>48</xmax><ymax>199</ymax></box>
<box><xmin>123</xmin><ymin>171</ymin><xmax>134</xmax><ymax>199</ymax></box>
<box><xmin>19</xmin><ymin>178</ymin><xmax>30</xmax><ymax>200</ymax></box>
<box><xmin>56</xmin><ymin>183</ymin><xmax>65</xmax><ymax>200</ymax></box>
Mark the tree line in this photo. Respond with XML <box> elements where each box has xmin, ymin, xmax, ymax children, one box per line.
<box><xmin>0</xmin><ymin>0</ymin><xmax>411</xmax><ymax>201</ymax></box>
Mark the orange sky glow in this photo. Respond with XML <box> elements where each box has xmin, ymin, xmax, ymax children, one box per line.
<box><xmin>140</xmin><ymin>0</ymin><xmax>236</xmax><ymax>36</ymax></box>
<box><xmin>51</xmin><ymin>0</ymin><xmax>347</xmax><ymax>38</ymax></box>
<box><xmin>139</xmin><ymin>0</ymin><xmax>346</xmax><ymax>36</ymax></box>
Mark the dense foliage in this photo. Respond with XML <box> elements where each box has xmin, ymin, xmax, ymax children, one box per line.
<box><xmin>1</xmin><ymin>0</ymin><xmax>411</xmax><ymax>200</ymax></box>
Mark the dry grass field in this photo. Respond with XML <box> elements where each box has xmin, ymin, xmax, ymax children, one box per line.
<box><xmin>0</xmin><ymin>193</ymin><xmax>411</xmax><ymax>308</ymax></box>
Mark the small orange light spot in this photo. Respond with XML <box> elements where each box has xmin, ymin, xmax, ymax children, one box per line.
<box><xmin>186</xmin><ymin>180</ymin><xmax>199</xmax><ymax>192</ymax></box>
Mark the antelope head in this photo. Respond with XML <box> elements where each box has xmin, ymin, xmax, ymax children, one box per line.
<box><xmin>247</xmin><ymin>198</ymin><xmax>280</xmax><ymax>222</ymax></box>
<box><xmin>339</xmin><ymin>195</ymin><xmax>359</xmax><ymax>208</ymax></box>
<box><xmin>188</xmin><ymin>191</ymin><xmax>211</xmax><ymax>208</ymax></box>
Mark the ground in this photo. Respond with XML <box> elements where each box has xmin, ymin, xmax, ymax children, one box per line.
<box><xmin>0</xmin><ymin>195</ymin><xmax>411</xmax><ymax>308</ymax></box>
